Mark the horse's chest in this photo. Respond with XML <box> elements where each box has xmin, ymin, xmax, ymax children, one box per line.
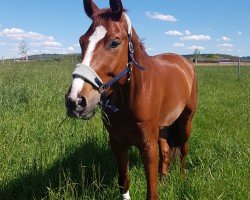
<box><xmin>114</xmin><ymin>125</ymin><xmax>137</xmax><ymax>145</ymax></box>
<box><xmin>106</xmin><ymin>114</ymin><xmax>138</xmax><ymax>145</ymax></box>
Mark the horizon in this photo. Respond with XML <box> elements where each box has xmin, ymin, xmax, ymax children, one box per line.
<box><xmin>0</xmin><ymin>0</ymin><xmax>250</xmax><ymax>59</ymax></box>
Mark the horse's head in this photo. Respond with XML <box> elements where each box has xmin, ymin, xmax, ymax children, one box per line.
<box><xmin>65</xmin><ymin>0</ymin><xmax>133</xmax><ymax>119</ymax></box>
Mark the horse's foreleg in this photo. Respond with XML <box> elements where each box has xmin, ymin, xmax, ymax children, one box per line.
<box><xmin>139</xmin><ymin>141</ymin><xmax>159</xmax><ymax>200</ymax></box>
<box><xmin>110</xmin><ymin>140</ymin><xmax>130</xmax><ymax>200</ymax></box>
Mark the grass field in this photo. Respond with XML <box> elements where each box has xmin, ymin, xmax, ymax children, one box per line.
<box><xmin>0</xmin><ymin>61</ymin><xmax>249</xmax><ymax>200</ymax></box>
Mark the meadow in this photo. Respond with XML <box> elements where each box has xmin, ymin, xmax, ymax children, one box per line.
<box><xmin>0</xmin><ymin>60</ymin><xmax>249</xmax><ymax>200</ymax></box>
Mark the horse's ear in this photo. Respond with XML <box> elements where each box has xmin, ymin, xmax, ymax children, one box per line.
<box><xmin>83</xmin><ymin>0</ymin><xmax>99</xmax><ymax>19</ymax></box>
<box><xmin>109</xmin><ymin>0</ymin><xmax>124</xmax><ymax>20</ymax></box>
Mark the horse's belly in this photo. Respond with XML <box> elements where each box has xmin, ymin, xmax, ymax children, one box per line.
<box><xmin>158</xmin><ymin>65</ymin><xmax>193</xmax><ymax>127</ymax></box>
<box><xmin>159</xmin><ymin>102</ymin><xmax>185</xmax><ymax>127</ymax></box>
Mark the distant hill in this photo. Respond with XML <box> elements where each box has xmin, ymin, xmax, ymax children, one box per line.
<box><xmin>27</xmin><ymin>53</ymin><xmax>81</xmax><ymax>61</ymax></box>
<box><xmin>4</xmin><ymin>53</ymin><xmax>249</xmax><ymax>63</ymax></box>
<box><xmin>183</xmin><ymin>54</ymin><xmax>250</xmax><ymax>62</ymax></box>
<box><xmin>242</xmin><ymin>56</ymin><xmax>250</xmax><ymax>61</ymax></box>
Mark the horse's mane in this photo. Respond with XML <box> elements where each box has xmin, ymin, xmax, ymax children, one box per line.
<box><xmin>139</xmin><ymin>38</ymin><xmax>146</xmax><ymax>51</ymax></box>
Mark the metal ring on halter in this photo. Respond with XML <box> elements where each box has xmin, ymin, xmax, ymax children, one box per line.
<box><xmin>129</xmin><ymin>42</ymin><xmax>134</xmax><ymax>54</ymax></box>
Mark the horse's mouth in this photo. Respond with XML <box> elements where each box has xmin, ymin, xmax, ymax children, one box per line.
<box><xmin>67</xmin><ymin>107</ymin><xmax>96</xmax><ymax>120</ymax></box>
<box><xmin>81</xmin><ymin>110</ymin><xmax>95</xmax><ymax>120</ymax></box>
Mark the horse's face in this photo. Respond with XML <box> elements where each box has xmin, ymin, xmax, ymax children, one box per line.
<box><xmin>65</xmin><ymin>0</ymin><xmax>129</xmax><ymax>119</ymax></box>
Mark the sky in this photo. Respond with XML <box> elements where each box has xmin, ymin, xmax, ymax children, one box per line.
<box><xmin>0</xmin><ymin>0</ymin><xmax>250</xmax><ymax>59</ymax></box>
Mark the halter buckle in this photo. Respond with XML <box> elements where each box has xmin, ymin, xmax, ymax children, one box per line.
<box><xmin>99</xmin><ymin>84</ymin><xmax>107</xmax><ymax>94</ymax></box>
<box><xmin>129</xmin><ymin>42</ymin><xmax>134</xmax><ymax>54</ymax></box>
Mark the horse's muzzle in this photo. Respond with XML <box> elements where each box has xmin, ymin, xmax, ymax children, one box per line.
<box><xmin>65</xmin><ymin>96</ymin><xmax>95</xmax><ymax>120</ymax></box>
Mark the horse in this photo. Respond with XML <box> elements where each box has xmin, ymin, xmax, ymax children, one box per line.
<box><xmin>65</xmin><ymin>0</ymin><xmax>198</xmax><ymax>199</ymax></box>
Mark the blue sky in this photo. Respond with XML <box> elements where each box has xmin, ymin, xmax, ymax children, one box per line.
<box><xmin>0</xmin><ymin>0</ymin><xmax>250</xmax><ymax>58</ymax></box>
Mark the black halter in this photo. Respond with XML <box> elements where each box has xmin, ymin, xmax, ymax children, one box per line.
<box><xmin>95</xmin><ymin>33</ymin><xmax>145</xmax><ymax>112</ymax></box>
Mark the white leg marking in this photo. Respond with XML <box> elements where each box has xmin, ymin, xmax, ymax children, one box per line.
<box><xmin>122</xmin><ymin>190</ymin><xmax>131</xmax><ymax>200</ymax></box>
<box><xmin>82</xmin><ymin>25</ymin><xmax>107</xmax><ymax>66</ymax></box>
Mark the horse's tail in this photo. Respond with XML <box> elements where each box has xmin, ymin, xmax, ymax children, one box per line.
<box><xmin>167</xmin><ymin>122</ymin><xmax>182</xmax><ymax>161</ymax></box>
<box><xmin>169</xmin><ymin>147</ymin><xmax>181</xmax><ymax>161</ymax></box>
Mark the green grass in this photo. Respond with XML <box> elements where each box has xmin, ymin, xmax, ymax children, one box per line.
<box><xmin>0</xmin><ymin>61</ymin><xmax>249</xmax><ymax>200</ymax></box>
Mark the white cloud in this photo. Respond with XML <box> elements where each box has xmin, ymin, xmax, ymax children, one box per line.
<box><xmin>146</xmin><ymin>11</ymin><xmax>177</xmax><ymax>22</ymax></box>
<box><xmin>218</xmin><ymin>43</ymin><xmax>234</xmax><ymax>48</ymax></box>
<box><xmin>146</xmin><ymin>47</ymin><xmax>155</xmax><ymax>51</ymax></box>
<box><xmin>67</xmin><ymin>47</ymin><xmax>75</xmax><ymax>52</ymax></box>
<box><xmin>185</xmin><ymin>30</ymin><xmax>191</xmax><ymax>35</ymax></box>
<box><xmin>30</xmin><ymin>41</ymin><xmax>62</xmax><ymax>48</ymax></box>
<box><xmin>2</xmin><ymin>28</ymin><xmax>24</xmax><ymax>34</ymax></box>
<box><xmin>1</xmin><ymin>28</ymin><xmax>25</xmax><ymax>40</ymax></box>
<box><xmin>220</xmin><ymin>48</ymin><xmax>233</xmax><ymax>52</ymax></box>
<box><xmin>26</xmin><ymin>32</ymin><xmax>54</xmax><ymax>41</ymax></box>
<box><xmin>43</xmin><ymin>41</ymin><xmax>62</xmax><ymax>47</ymax></box>
<box><xmin>173</xmin><ymin>42</ymin><xmax>185</xmax><ymax>48</ymax></box>
<box><xmin>188</xmin><ymin>46</ymin><xmax>205</xmax><ymax>51</ymax></box>
<box><xmin>238</xmin><ymin>31</ymin><xmax>242</xmax><ymax>35</ymax></box>
<box><xmin>181</xmin><ymin>35</ymin><xmax>211</xmax><ymax>41</ymax></box>
<box><xmin>222</xmin><ymin>36</ymin><xmax>231</xmax><ymax>41</ymax></box>
<box><xmin>29</xmin><ymin>49</ymin><xmax>40</xmax><ymax>54</ymax></box>
<box><xmin>165</xmin><ymin>30</ymin><xmax>183</xmax><ymax>36</ymax></box>
<box><xmin>0</xmin><ymin>27</ymin><xmax>56</xmax><ymax>42</ymax></box>
<box><xmin>0</xmin><ymin>26</ymin><xmax>79</xmax><ymax>58</ymax></box>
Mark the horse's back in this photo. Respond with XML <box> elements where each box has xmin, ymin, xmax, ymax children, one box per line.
<box><xmin>151</xmin><ymin>53</ymin><xmax>196</xmax><ymax>91</ymax></box>
<box><xmin>153</xmin><ymin>53</ymin><xmax>195</xmax><ymax>77</ymax></box>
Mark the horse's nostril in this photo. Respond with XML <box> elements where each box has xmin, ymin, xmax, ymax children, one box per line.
<box><xmin>68</xmin><ymin>97</ymin><xmax>76</xmax><ymax>110</ymax></box>
<box><xmin>67</xmin><ymin>97</ymin><xmax>87</xmax><ymax>118</ymax></box>
<box><xmin>78</xmin><ymin>97</ymin><xmax>87</xmax><ymax>108</ymax></box>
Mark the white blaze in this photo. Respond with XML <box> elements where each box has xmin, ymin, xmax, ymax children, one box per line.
<box><xmin>70</xmin><ymin>26</ymin><xmax>107</xmax><ymax>101</ymax></box>
<box><xmin>69</xmin><ymin>77</ymin><xmax>85</xmax><ymax>101</ymax></box>
<box><xmin>82</xmin><ymin>25</ymin><xmax>107</xmax><ymax>66</ymax></box>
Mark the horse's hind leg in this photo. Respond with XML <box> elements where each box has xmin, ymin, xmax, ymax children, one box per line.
<box><xmin>178</xmin><ymin>76</ymin><xmax>197</xmax><ymax>174</ymax></box>
<box><xmin>159</xmin><ymin>128</ymin><xmax>170</xmax><ymax>177</ymax></box>
<box><xmin>178</xmin><ymin>110</ymin><xmax>193</xmax><ymax>175</ymax></box>
<box><xmin>177</xmin><ymin>96</ymin><xmax>197</xmax><ymax>174</ymax></box>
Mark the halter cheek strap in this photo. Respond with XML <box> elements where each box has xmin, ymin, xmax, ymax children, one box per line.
<box><xmin>72</xmin><ymin>13</ymin><xmax>145</xmax><ymax>112</ymax></box>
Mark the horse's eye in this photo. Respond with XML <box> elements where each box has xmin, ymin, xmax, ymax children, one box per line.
<box><xmin>110</xmin><ymin>40</ymin><xmax>120</xmax><ymax>48</ymax></box>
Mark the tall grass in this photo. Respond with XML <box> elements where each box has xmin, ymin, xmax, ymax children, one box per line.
<box><xmin>0</xmin><ymin>62</ymin><xmax>249</xmax><ymax>199</ymax></box>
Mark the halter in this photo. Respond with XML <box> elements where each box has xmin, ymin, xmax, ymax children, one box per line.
<box><xmin>72</xmin><ymin>13</ymin><xmax>144</xmax><ymax>112</ymax></box>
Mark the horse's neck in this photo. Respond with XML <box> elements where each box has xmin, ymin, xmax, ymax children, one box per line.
<box><xmin>131</xmin><ymin>30</ymin><xmax>149</xmax><ymax>83</ymax></box>
<box><xmin>115</xmin><ymin>31</ymin><xmax>149</xmax><ymax>110</ymax></box>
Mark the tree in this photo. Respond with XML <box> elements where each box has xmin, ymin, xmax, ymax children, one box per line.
<box><xmin>193</xmin><ymin>48</ymin><xmax>201</xmax><ymax>64</ymax></box>
<box><xmin>19</xmin><ymin>40</ymin><xmax>29</xmax><ymax>61</ymax></box>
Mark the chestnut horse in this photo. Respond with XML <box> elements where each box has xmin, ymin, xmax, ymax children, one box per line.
<box><xmin>65</xmin><ymin>0</ymin><xmax>197</xmax><ymax>199</ymax></box>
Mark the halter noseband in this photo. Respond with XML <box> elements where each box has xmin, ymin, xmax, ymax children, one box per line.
<box><xmin>72</xmin><ymin>14</ymin><xmax>144</xmax><ymax>112</ymax></box>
